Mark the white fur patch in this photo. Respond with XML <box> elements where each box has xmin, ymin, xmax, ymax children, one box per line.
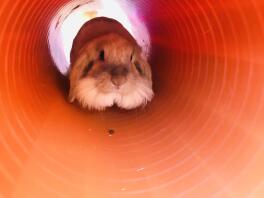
<box><xmin>74</xmin><ymin>77</ymin><xmax>154</xmax><ymax>111</ymax></box>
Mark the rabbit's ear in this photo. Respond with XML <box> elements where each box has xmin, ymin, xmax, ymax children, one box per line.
<box><xmin>130</xmin><ymin>48</ymin><xmax>135</xmax><ymax>62</ymax></box>
<box><xmin>68</xmin><ymin>88</ymin><xmax>75</xmax><ymax>103</ymax></box>
<box><xmin>130</xmin><ymin>46</ymin><xmax>139</xmax><ymax>63</ymax></box>
<box><xmin>132</xmin><ymin>46</ymin><xmax>152</xmax><ymax>80</ymax></box>
<box><xmin>68</xmin><ymin>52</ymin><xmax>89</xmax><ymax>103</ymax></box>
<box><xmin>68</xmin><ymin>63</ymin><xmax>77</xmax><ymax>104</ymax></box>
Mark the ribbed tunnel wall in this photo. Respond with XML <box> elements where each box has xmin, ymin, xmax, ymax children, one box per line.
<box><xmin>0</xmin><ymin>0</ymin><xmax>264</xmax><ymax>197</ymax></box>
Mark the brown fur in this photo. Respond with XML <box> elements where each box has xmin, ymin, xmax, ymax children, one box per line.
<box><xmin>68</xmin><ymin>18</ymin><xmax>153</xmax><ymax>110</ymax></box>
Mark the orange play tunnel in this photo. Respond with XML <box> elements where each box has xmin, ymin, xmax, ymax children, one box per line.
<box><xmin>1</xmin><ymin>0</ymin><xmax>264</xmax><ymax>197</ymax></box>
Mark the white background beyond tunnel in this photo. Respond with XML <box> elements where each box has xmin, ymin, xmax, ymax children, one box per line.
<box><xmin>48</xmin><ymin>0</ymin><xmax>151</xmax><ymax>75</ymax></box>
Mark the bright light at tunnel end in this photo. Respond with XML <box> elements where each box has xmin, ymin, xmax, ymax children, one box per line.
<box><xmin>48</xmin><ymin>0</ymin><xmax>151</xmax><ymax>75</ymax></box>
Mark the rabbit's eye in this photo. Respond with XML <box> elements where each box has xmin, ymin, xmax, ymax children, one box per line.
<box><xmin>135</xmin><ymin>61</ymin><xmax>143</xmax><ymax>75</ymax></box>
<box><xmin>99</xmin><ymin>50</ymin><xmax>105</xmax><ymax>61</ymax></box>
<box><xmin>81</xmin><ymin>61</ymin><xmax>94</xmax><ymax>78</ymax></box>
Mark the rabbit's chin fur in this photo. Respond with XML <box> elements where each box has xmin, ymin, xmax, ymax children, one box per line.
<box><xmin>73</xmin><ymin>77</ymin><xmax>154</xmax><ymax>111</ymax></box>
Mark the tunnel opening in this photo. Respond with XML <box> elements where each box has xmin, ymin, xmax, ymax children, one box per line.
<box><xmin>48</xmin><ymin>0</ymin><xmax>151</xmax><ymax>75</ymax></box>
<box><xmin>47</xmin><ymin>0</ymin><xmax>156</xmax><ymax>113</ymax></box>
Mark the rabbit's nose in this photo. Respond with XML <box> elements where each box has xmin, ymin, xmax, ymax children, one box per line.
<box><xmin>110</xmin><ymin>66</ymin><xmax>128</xmax><ymax>87</ymax></box>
